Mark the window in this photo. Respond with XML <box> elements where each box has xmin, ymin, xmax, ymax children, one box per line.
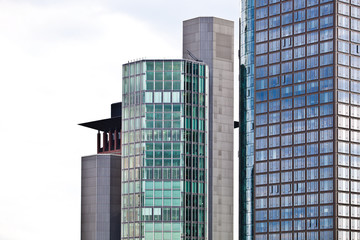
<box><xmin>256</xmin><ymin>67</ymin><xmax>268</xmax><ymax>79</ymax></box>
<box><xmin>281</xmin><ymin>62</ymin><xmax>292</xmax><ymax>73</ymax></box>
<box><xmin>320</xmin><ymin>16</ymin><xmax>334</xmax><ymax>28</ymax></box>
<box><xmin>338</xmin><ymin>66</ymin><xmax>350</xmax><ymax>78</ymax></box>
<box><xmin>307</xmin><ymin>94</ymin><xmax>319</xmax><ymax>105</ymax></box>
<box><xmin>295</xmin><ymin>59</ymin><xmax>306</xmax><ymax>71</ymax></box>
<box><xmin>307</xmin><ymin>19</ymin><xmax>318</xmax><ymax>31</ymax></box>
<box><xmin>269</xmin><ymin>16</ymin><xmax>280</xmax><ymax>28</ymax></box>
<box><xmin>308</xmin><ymin>32</ymin><xmax>318</xmax><ymax>44</ymax></box>
<box><xmin>281</xmin><ymin>26</ymin><xmax>293</xmax><ymax>38</ymax></box>
<box><xmin>256</xmin><ymin>7</ymin><xmax>268</xmax><ymax>19</ymax></box>
<box><xmin>294</xmin><ymin>0</ymin><xmax>305</xmax><ymax>9</ymax></box>
<box><xmin>269</xmin><ymin>4</ymin><xmax>280</xmax><ymax>15</ymax></box>
<box><xmin>256</xmin><ymin>79</ymin><xmax>268</xmax><ymax>90</ymax></box>
<box><xmin>307</xmin><ymin>44</ymin><xmax>318</xmax><ymax>56</ymax></box>
<box><xmin>320</xmin><ymin>53</ymin><xmax>333</xmax><ymax>66</ymax></box>
<box><xmin>294</xmin><ymin>34</ymin><xmax>305</xmax><ymax>46</ymax></box>
<box><xmin>307</xmin><ymin>7</ymin><xmax>319</xmax><ymax>19</ymax></box>
<box><xmin>256</xmin><ymin>19</ymin><xmax>268</xmax><ymax>31</ymax></box>
<box><xmin>256</xmin><ymin>43</ymin><xmax>268</xmax><ymax>55</ymax></box>
<box><xmin>339</xmin><ymin>28</ymin><xmax>350</xmax><ymax>41</ymax></box>
<box><xmin>320</xmin><ymin>92</ymin><xmax>333</xmax><ymax>103</ymax></box>
<box><xmin>269</xmin><ymin>40</ymin><xmax>280</xmax><ymax>52</ymax></box>
<box><xmin>294</xmin><ymin>10</ymin><xmax>305</xmax><ymax>22</ymax></box>
<box><xmin>320</xmin><ymin>79</ymin><xmax>333</xmax><ymax>91</ymax></box>
<box><xmin>294</xmin><ymin>84</ymin><xmax>305</xmax><ymax>95</ymax></box>
<box><xmin>256</xmin><ymin>31</ymin><xmax>268</xmax><ymax>43</ymax></box>
<box><xmin>282</xmin><ymin>13</ymin><xmax>293</xmax><ymax>25</ymax></box>
<box><xmin>320</xmin><ymin>3</ymin><xmax>333</xmax><ymax>16</ymax></box>
<box><xmin>320</xmin><ymin>28</ymin><xmax>333</xmax><ymax>41</ymax></box>
<box><xmin>352</xmin><ymin>6</ymin><xmax>360</xmax><ymax>18</ymax></box>
<box><xmin>307</xmin><ymin>0</ymin><xmax>318</xmax><ymax>6</ymax></box>
<box><xmin>294</xmin><ymin>71</ymin><xmax>305</xmax><ymax>83</ymax></box>
<box><xmin>269</xmin><ymin>100</ymin><xmax>280</xmax><ymax>112</ymax></box>
<box><xmin>339</xmin><ymin>16</ymin><xmax>350</xmax><ymax>28</ymax></box>
<box><xmin>294</xmin><ymin>47</ymin><xmax>305</xmax><ymax>58</ymax></box>
<box><xmin>282</xmin><ymin>1</ymin><xmax>292</xmax><ymax>12</ymax></box>
<box><xmin>269</xmin><ymin>77</ymin><xmax>280</xmax><ymax>88</ymax></box>
<box><xmin>294</xmin><ymin>133</ymin><xmax>305</xmax><ymax>144</ymax></box>
<box><xmin>339</xmin><ymin>2</ymin><xmax>350</xmax><ymax>15</ymax></box>
<box><xmin>256</xmin><ymin>0</ymin><xmax>268</xmax><ymax>7</ymax></box>
<box><xmin>269</xmin><ymin>64</ymin><xmax>280</xmax><ymax>76</ymax></box>
<box><xmin>269</xmin><ymin>89</ymin><xmax>280</xmax><ymax>100</ymax></box>
<box><xmin>269</xmin><ymin>52</ymin><xmax>280</xmax><ymax>64</ymax></box>
<box><xmin>352</xmin><ymin>31</ymin><xmax>360</xmax><ymax>44</ymax></box>
<box><xmin>338</xmin><ymin>53</ymin><xmax>349</xmax><ymax>66</ymax></box>
<box><xmin>307</xmin><ymin>56</ymin><xmax>318</xmax><ymax>69</ymax></box>
<box><xmin>338</xmin><ymin>41</ymin><xmax>349</xmax><ymax>53</ymax></box>
<box><xmin>282</xmin><ymin>49</ymin><xmax>292</xmax><ymax>61</ymax></box>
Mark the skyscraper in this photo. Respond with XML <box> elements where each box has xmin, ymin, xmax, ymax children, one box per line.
<box><xmin>120</xmin><ymin>59</ymin><xmax>209</xmax><ymax>239</ymax></box>
<box><xmin>240</xmin><ymin>0</ymin><xmax>360</xmax><ymax>239</ymax></box>
<box><xmin>183</xmin><ymin>17</ymin><xmax>235</xmax><ymax>240</ymax></box>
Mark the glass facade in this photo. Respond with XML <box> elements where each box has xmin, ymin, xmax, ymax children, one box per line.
<box><xmin>249</xmin><ymin>0</ymin><xmax>337</xmax><ymax>238</ymax></box>
<box><xmin>240</xmin><ymin>0</ymin><xmax>255</xmax><ymax>238</ymax></box>
<box><xmin>336</xmin><ymin>0</ymin><xmax>360</xmax><ymax>239</ymax></box>
<box><xmin>121</xmin><ymin>60</ymin><xmax>209</xmax><ymax>240</ymax></box>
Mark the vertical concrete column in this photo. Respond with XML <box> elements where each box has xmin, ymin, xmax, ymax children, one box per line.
<box><xmin>109</xmin><ymin>130</ymin><xmax>113</xmax><ymax>151</ymax></box>
<box><xmin>103</xmin><ymin>131</ymin><xmax>108</xmax><ymax>152</ymax></box>
<box><xmin>115</xmin><ymin>129</ymin><xmax>119</xmax><ymax>150</ymax></box>
<box><xmin>97</xmin><ymin>131</ymin><xmax>101</xmax><ymax>153</ymax></box>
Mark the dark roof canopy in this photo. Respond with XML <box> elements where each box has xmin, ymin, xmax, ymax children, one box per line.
<box><xmin>79</xmin><ymin>117</ymin><xmax>121</xmax><ymax>132</ymax></box>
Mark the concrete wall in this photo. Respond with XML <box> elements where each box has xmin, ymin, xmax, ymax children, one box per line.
<box><xmin>183</xmin><ymin>17</ymin><xmax>234</xmax><ymax>240</ymax></box>
<box><xmin>81</xmin><ymin>154</ymin><xmax>121</xmax><ymax>240</ymax></box>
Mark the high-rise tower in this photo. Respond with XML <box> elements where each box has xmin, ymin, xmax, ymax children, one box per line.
<box><xmin>183</xmin><ymin>17</ymin><xmax>235</xmax><ymax>240</ymax></box>
<box><xmin>240</xmin><ymin>0</ymin><xmax>360</xmax><ymax>238</ymax></box>
<box><xmin>120</xmin><ymin>59</ymin><xmax>209</xmax><ymax>239</ymax></box>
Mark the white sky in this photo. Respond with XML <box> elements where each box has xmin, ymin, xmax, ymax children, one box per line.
<box><xmin>0</xmin><ymin>1</ymin><xmax>239</xmax><ymax>239</ymax></box>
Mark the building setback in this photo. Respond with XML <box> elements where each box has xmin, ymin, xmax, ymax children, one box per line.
<box><xmin>240</xmin><ymin>0</ymin><xmax>360</xmax><ymax>239</ymax></box>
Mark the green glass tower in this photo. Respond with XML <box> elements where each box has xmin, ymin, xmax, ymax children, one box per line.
<box><xmin>121</xmin><ymin>59</ymin><xmax>209</xmax><ymax>240</ymax></box>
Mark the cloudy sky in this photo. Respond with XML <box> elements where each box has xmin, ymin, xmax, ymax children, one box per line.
<box><xmin>0</xmin><ymin>1</ymin><xmax>239</xmax><ymax>239</ymax></box>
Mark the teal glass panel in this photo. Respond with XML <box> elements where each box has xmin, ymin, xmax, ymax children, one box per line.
<box><xmin>164</xmin><ymin>61</ymin><xmax>172</xmax><ymax>71</ymax></box>
<box><xmin>155</xmin><ymin>61</ymin><xmax>163</xmax><ymax>71</ymax></box>
<box><xmin>173</xmin><ymin>81</ymin><xmax>181</xmax><ymax>90</ymax></box>
<box><xmin>173</xmin><ymin>71</ymin><xmax>181</xmax><ymax>80</ymax></box>
<box><xmin>155</xmin><ymin>105</ymin><xmax>163</xmax><ymax>112</ymax></box>
<box><xmin>146</xmin><ymin>81</ymin><xmax>154</xmax><ymax>90</ymax></box>
<box><xmin>155</xmin><ymin>71</ymin><xmax>163</xmax><ymax>80</ymax></box>
<box><xmin>146</xmin><ymin>71</ymin><xmax>154</xmax><ymax>80</ymax></box>
<box><xmin>146</xmin><ymin>61</ymin><xmax>154</xmax><ymax>71</ymax></box>
<box><xmin>164</xmin><ymin>81</ymin><xmax>172</xmax><ymax>89</ymax></box>
<box><xmin>173</xmin><ymin>61</ymin><xmax>181</xmax><ymax>71</ymax></box>
<box><xmin>154</xmin><ymin>181</ymin><xmax>162</xmax><ymax>189</ymax></box>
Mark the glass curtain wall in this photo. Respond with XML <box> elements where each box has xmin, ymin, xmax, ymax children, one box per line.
<box><xmin>252</xmin><ymin>0</ymin><xmax>335</xmax><ymax>238</ymax></box>
<box><xmin>337</xmin><ymin>0</ymin><xmax>360</xmax><ymax>239</ymax></box>
<box><xmin>121</xmin><ymin>60</ymin><xmax>209</xmax><ymax>240</ymax></box>
<box><xmin>240</xmin><ymin>0</ymin><xmax>255</xmax><ymax>238</ymax></box>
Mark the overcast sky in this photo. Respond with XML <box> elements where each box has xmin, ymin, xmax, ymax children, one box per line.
<box><xmin>0</xmin><ymin>1</ymin><xmax>239</xmax><ymax>239</ymax></box>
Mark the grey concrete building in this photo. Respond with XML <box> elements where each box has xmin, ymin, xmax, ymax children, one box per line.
<box><xmin>183</xmin><ymin>17</ymin><xmax>235</xmax><ymax>240</ymax></box>
<box><xmin>81</xmin><ymin>154</ymin><xmax>121</xmax><ymax>240</ymax></box>
<box><xmin>80</xmin><ymin>103</ymin><xmax>122</xmax><ymax>240</ymax></box>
